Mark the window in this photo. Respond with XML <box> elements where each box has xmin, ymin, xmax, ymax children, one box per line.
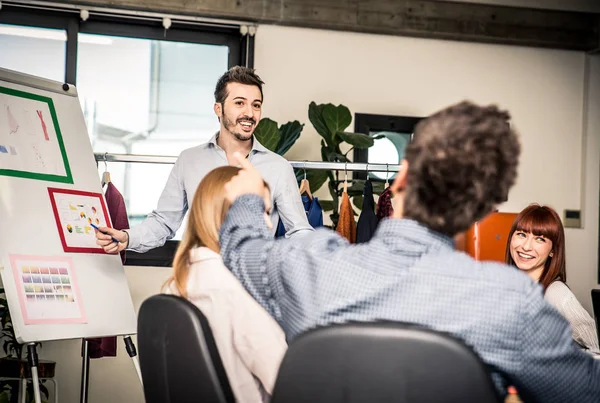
<box><xmin>0</xmin><ymin>4</ymin><xmax>250</xmax><ymax>266</ymax></box>
<box><xmin>353</xmin><ymin>113</ymin><xmax>423</xmax><ymax>183</ymax></box>
<box><xmin>0</xmin><ymin>24</ymin><xmax>66</xmax><ymax>81</ymax></box>
<box><xmin>79</xmin><ymin>33</ymin><xmax>230</xmax><ymax>240</ymax></box>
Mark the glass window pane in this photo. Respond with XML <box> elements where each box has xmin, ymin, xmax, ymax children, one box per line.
<box><xmin>0</xmin><ymin>24</ymin><xmax>66</xmax><ymax>81</ymax></box>
<box><xmin>367</xmin><ymin>131</ymin><xmax>411</xmax><ymax>181</ymax></box>
<box><xmin>82</xmin><ymin>33</ymin><xmax>230</xmax><ymax>240</ymax></box>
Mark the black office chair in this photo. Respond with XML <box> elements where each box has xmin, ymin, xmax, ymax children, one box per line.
<box><xmin>137</xmin><ymin>294</ymin><xmax>235</xmax><ymax>403</ymax></box>
<box><xmin>592</xmin><ymin>289</ymin><xmax>600</xmax><ymax>342</ymax></box>
<box><xmin>271</xmin><ymin>322</ymin><xmax>501</xmax><ymax>403</ymax></box>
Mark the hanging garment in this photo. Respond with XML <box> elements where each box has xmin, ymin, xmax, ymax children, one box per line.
<box><xmin>356</xmin><ymin>180</ymin><xmax>378</xmax><ymax>243</ymax></box>
<box><xmin>105</xmin><ymin>182</ymin><xmax>130</xmax><ymax>265</ymax></box>
<box><xmin>275</xmin><ymin>196</ymin><xmax>323</xmax><ymax>237</ymax></box>
<box><xmin>376</xmin><ymin>186</ymin><xmax>394</xmax><ymax>221</ymax></box>
<box><xmin>83</xmin><ymin>182</ymin><xmax>130</xmax><ymax>359</ymax></box>
<box><xmin>336</xmin><ymin>191</ymin><xmax>356</xmax><ymax>243</ymax></box>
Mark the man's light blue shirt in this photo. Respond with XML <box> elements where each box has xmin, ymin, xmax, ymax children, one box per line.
<box><xmin>220</xmin><ymin>194</ymin><xmax>600</xmax><ymax>403</ymax></box>
<box><xmin>127</xmin><ymin>135</ymin><xmax>312</xmax><ymax>252</ymax></box>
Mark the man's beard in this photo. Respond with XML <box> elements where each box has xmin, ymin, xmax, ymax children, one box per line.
<box><xmin>223</xmin><ymin>112</ymin><xmax>254</xmax><ymax>141</ymax></box>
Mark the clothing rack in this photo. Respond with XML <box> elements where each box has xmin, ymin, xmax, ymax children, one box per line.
<box><xmin>93</xmin><ymin>152</ymin><xmax>401</xmax><ymax>173</ymax></box>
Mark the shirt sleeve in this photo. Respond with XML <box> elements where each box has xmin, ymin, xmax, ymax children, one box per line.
<box><xmin>232</xmin><ymin>291</ymin><xmax>287</xmax><ymax>395</ymax></box>
<box><xmin>513</xmin><ymin>282</ymin><xmax>600</xmax><ymax>403</ymax></box>
<box><xmin>274</xmin><ymin>162</ymin><xmax>313</xmax><ymax>238</ymax></box>
<box><xmin>126</xmin><ymin>156</ymin><xmax>188</xmax><ymax>253</ymax></box>
<box><xmin>545</xmin><ymin>282</ymin><xmax>600</xmax><ymax>354</ymax></box>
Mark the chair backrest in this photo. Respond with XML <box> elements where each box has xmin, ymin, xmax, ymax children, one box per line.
<box><xmin>464</xmin><ymin>212</ymin><xmax>518</xmax><ymax>262</ymax></box>
<box><xmin>592</xmin><ymin>289</ymin><xmax>600</xmax><ymax>342</ymax></box>
<box><xmin>271</xmin><ymin>322</ymin><xmax>501</xmax><ymax>403</ymax></box>
<box><xmin>138</xmin><ymin>294</ymin><xmax>235</xmax><ymax>403</ymax></box>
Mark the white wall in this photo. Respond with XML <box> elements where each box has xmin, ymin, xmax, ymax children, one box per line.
<box><xmin>254</xmin><ymin>25</ymin><xmax>599</xmax><ymax>311</ymax></box>
<box><xmin>38</xmin><ymin>24</ymin><xmax>599</xmax><ymax>403</ymax></box>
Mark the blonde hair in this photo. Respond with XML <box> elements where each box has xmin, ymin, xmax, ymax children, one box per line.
<box><xmin>164</xmin><ymin>166</ymin><xmax>269</xmax><ymax>299</ymax></box>
<box><xmin>164</xmin><ymin>166</ymin><xmax>240</xmax><ymax>298</ymax></box>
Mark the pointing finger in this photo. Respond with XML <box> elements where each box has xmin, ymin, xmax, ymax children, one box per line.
<box><xmin>232</xmin><ymin>152</ymin><xmax>253</xmax><ymax>170</ymax></box>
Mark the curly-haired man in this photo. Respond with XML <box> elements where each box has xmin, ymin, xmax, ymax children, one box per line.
<box><xmin>220</xmin><ymin>101</ymin><xmax>600</xmax><ymax>402</ymax></box>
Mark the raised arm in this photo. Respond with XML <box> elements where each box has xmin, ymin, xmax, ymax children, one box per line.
<box><xmin>126</xmin><ymin>156</ymin><xmax>189</xmax><ymax>253</ymax></box>
<box><xmin>513</xmin><ymin>283</ymin><xmax>600</xmax><ymax>403</ymax></box>
<box><xmin>219</xmin><ymin>154</ymin><xmax>346</xmax><ymax>337</ymax></box>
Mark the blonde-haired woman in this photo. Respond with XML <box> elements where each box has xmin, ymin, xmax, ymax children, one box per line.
<box><xmin>164</xmin><ymin>166</ymin><xmax>287</xmax><ymax>403</ymax></box>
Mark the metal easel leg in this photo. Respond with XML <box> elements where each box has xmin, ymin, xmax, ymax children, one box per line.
<box><xmin>123</xmin><ymin>335</ymin><xmax>143</xmax><ymax>387</ymax></box>
<box><xmin>79</xmin><ymin>339</ymin><xmax>90</xmax><ymax>403</ymax></box>
<box><xmin>27</xmin><ymin>343</ymin><xmax>41</xmax><ymax>403</ymax></box>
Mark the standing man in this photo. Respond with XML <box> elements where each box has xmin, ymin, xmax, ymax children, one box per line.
<box><xmin>96</xmin><ymin>66</ymin><xmax>311</xmax><ymax>254</ymax></box>
<box><xmin>219</xmin><ymin>101</ymin><xmax>600</xmax><ymax>403</ymax></box>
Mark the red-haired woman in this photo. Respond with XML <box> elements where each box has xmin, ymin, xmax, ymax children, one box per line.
<box><xmin>505</xmin><ymin>204</ymin><xmax>599</xmax><ymax>354</ymax></box>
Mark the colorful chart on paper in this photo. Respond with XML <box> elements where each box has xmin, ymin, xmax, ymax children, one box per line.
<box><xmin>0</xmin><ymin>86</ymin><xmax>73</xmax><ymax>183</ymax></box>
<box><xmin>10</xmin><ymin>255</ymin><xmax>86</xmax><ymax>324</ymax></box>
<box><xmin>48</xmin><ymin>188</ymin><xmax>112</xmax><ymax>253</ymax></box>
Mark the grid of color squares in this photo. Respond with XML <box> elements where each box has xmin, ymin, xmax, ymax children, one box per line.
<box><xmin>21</xmin><ymin>266</ymin><xmax>74</xmax><ymax>302</ymax></box>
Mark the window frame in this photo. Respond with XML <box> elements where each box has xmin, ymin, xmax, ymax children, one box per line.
<box><xmin>0</xmin><ymin>4</ymin><xmax>251</xmax><ymax>267</ymax></box>
<box><xmin>352</xmin><ymin>113</ymin><xmax>423</xmax><ymax>182</ymax></box>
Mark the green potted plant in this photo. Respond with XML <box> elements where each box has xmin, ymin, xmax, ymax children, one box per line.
<box><xmin>254</xmin><ymin>118</ymin><xmax>304</xmax><ymax>156</ymax></box>
<box><xmin>0</xmin><ymin>290</ymin><xmax>52</xmax><ymax>403</ymax></box>
<box><xmin>304</xmin><ymin>102</ymin><xmax>381</xmax><ymax>226</ymax></box>
<box><xmin>254</xmin><ymin>105</ymin><xmax>380</xmax><ymax>228</ymax></box>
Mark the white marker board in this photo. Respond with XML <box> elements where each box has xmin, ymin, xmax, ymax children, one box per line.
<box><xmin>0</xmin><ymin>67</ymin><xmax>136</xmax><ymax>343</ymax></box>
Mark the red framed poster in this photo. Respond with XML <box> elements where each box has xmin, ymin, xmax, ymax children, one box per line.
<box><xmin>48</xmin><ymin>187</ymin><xmax>112</xmax><ymax>254</ymax></box>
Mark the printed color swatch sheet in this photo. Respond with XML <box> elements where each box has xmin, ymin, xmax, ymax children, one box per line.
<box><xmin>10</xmin><ymin>255</ymin><xmax>86</xmax><ymax>324</ymax></box>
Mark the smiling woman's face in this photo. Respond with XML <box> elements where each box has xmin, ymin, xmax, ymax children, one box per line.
<box><xmin>509</xmin><ymin>230</ymin><xmax>553</xmax><ymax>281</ymax></box>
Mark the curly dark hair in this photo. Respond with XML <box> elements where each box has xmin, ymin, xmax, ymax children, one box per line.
<box><xmin>214</xmin><ymin>66</ymin><xmax>264</xmax><ymax>104</ymax></box>
<box><xmin>402</xmin><ymin>101</ymin><xmax>520</xmax><ymax>236</ymax></box>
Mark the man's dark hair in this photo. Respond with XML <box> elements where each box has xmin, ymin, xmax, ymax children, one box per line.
<box><xmin>403</xmin><ymin>101</ymin><xmax>520</xmax><ymax>236</ymax></box>
<box><xmin>214</xmin><ymin>66</ymin><xmax>264</xmax><ymax>104</ymax></box>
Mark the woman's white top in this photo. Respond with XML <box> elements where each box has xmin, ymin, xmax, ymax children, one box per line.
<box><xmin>167</xmin><ymin>246</ymin><xmax>287</xmax><ymax>402</ymax></box>
<box><xmin>545</xmin><ymin>281</ymin><xmax>599</xmax><ymax>354</ymax></box>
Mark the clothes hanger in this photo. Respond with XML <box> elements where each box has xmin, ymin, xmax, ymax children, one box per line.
<box><xmin>343</xmin><ymin>161</ymin><xmax>348</xmax><ymax>193</ymax></box>
<box><xmin>385</xmin><ymin>163</ymin><xmax>390</xmax><ymax>189</ymax></box>
<box><xmin>101</xmin><ymin>152</ymin><xmax>111</xmax><ymax>188</ymax></box>
<box><xmin>298</xmin><ymin>161</ymin><xmax>313</xmax><ymax>200</ymax></box>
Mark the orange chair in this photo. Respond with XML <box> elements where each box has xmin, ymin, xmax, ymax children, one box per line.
<box><xmin>461</xmin><ymin>212</ymin><xmax>518</xmax><ymax>263</ymax></box>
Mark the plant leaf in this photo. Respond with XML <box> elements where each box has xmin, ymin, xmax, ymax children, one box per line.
<box><xmin>320</xmin><ymin>200</ymin><xmax>335</xmax><ymax>212</ymax></box>
<box><xmin>353</xmin><ymin>195</ymin><xmax>364</xmax><ymax>210</ymax></box>
<box><xmin>337</xmin><ymin>131</ymin><xmax>374</xmax><ymax>149</ymax></box>
<box><xmin>322</xmin><ymin>104</ymin><xmax>352</xmax><ymax>143</ymax></box>
<box><xmin>372</xmin><ymin>181</ymin><xmax>386</xmax><ymax>195</ymax></box>
<box><xmin>346</xmin><ymin>180</ymin><xmax>366</xmax><ymax>194</ymax></box>
<box><xmin>276</xmin><ymin>121</ymin><xmax>304</xmax><ymax>156</ymax></box>
<box><xmin>294</xmin><ymin>168</ymin><xmax>329</xmax><ymax>193</ymax></box>
<box><xmin>253</xmin><ymin>118</ymin><xmax>280</xmax><ymax>152</ymax></box>
<box><xmin>324</xmin><ymin>151</ymin><xmax>349</xmax><ymax>163</ymax></box>
<box><xmin>309</xmin><ymin>102</ymin><xmax>334</xmax><ymax>147</ymax></box>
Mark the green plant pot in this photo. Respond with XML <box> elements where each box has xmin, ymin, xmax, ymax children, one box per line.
<box><xmin>0</xmin><ymin>358</ymin><xmax>55</xmax><ymax>379</ymax></box>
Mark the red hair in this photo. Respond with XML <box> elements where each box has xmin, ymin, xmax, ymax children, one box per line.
<box><xmin>504</xmin><ymin>204</ymin><xmax>566</xmax><ymax>290</ymax></box>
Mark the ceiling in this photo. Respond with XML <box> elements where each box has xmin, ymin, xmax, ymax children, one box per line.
<box><xmin>431</xmin><ymin>0</ymin><xmax>600</xmax><ymax>13</ymax></box>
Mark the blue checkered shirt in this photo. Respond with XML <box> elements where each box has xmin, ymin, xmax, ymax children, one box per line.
<box><xmin>220</xmin><ymin>195</ymin><xmax>600</xmax><ymax>402</ymax></box>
